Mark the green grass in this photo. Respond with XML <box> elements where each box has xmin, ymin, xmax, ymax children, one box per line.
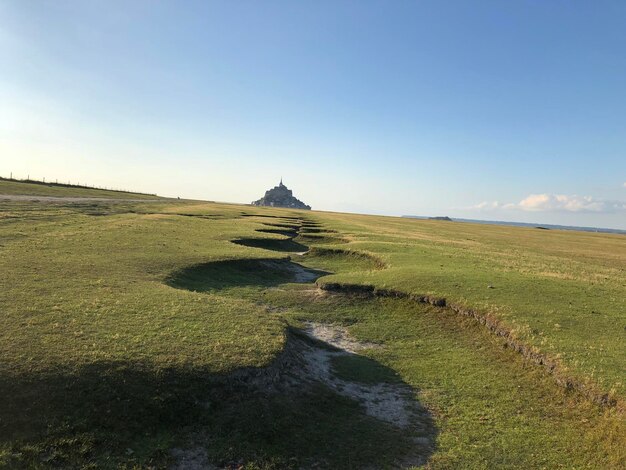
<box><xmin>0</xmin><ymin>178</ymin><xmax>162</xmax><ymax>199</ymax></box>
<box><xmin>0</xmin><ymin>189</ymin><xmax>624</xmax><ymax>468</ymax></box>
<box><xmin>305</xmin><ymin>212</ymin><xmax>626</xmax><ymax>402</ymax></box>
<box><xmin>282</xmin><ymin>291</ymin><xmax>626</xmax><ymax>469</ymax></box>
<box><xmin>302</xmin><ymin>246</ymin><xmax>386</xmax><ymax>271</ymax></box>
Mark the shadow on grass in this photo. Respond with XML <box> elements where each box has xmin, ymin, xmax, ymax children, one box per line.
<box><xmin>166</xmin><ymin>258</ymin><xmax>329</xmax><ymax>292</ymax></box>
<box><xmin>232</xmin><ymin>237</ymin><xmax>309</xmax><ymax>253</ymax></box>
<box><xmin>0</xmin><ymin>359</ymin><xmax>433</xmax><ymax>469</ymax></box>
<box><xmin>162</xmin><ymin>257</ymin><xmax>437</xmax><ymax>468</ymax></box>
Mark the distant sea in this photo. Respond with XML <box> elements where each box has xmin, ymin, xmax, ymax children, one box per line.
<box><xmin>402</xmin><ymin>216</ymin><xmax>626</xmax><ymax>235</ymax></box>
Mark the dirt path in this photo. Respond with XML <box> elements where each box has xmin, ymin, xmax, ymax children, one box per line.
<box><xmin>299</xmin><ymin>322</ymin><xmax>430</xmax><ymax>435</ymax></box>
<box><xmin>303</xmin><ymin>322</ymin><xmax>380</xmax><ymax>352</ymax></box>
<box><xmin>171</xmin><ymin>323</ymin><xmax>434</xmax><ymax>469</ymax></box>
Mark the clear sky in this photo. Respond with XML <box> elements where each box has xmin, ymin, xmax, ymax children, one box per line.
<box><xmin>1</xmin><ymin>1</ymin><xmax>625</xmax><ymax>228</ymax></box>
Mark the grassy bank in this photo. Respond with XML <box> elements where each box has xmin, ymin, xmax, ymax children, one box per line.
<box><xmin>0</xmin><ymin>178</ymin><xmax>162</xmax><ymax>199</ymax></box>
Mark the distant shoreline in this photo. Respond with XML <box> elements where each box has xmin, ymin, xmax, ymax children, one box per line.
<box><xmin>402</xmin><ymin>215</ymin><xmax>626</xmax><ymax>235</ymax></box>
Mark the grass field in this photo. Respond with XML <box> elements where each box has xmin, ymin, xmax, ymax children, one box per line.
<box><xmin>0</xmin><ymin>181</ymin><xmax>624</xmax><ymax>468</ymax></box>
<box><xmin>306</xmin><ymin>212</ymin><xmax>626</xmax><ymax>403</ymax></box>
<box><xmin>0</xmin><ymin>178</ymin><xmax>162</xmax><ymax>199</ymax></box>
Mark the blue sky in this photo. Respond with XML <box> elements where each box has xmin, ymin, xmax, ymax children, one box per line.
<box><xmin>1</xmin><ymin>1</ymin><xmax>625</xmax><ymax>228</ymax></box>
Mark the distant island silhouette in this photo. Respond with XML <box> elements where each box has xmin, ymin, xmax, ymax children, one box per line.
<box><xmin>403</xmin><ymin>215</ymin><xmax>626</xmax><ymax>235</ymax></box>
<box><xmin>252</xmin><ymin>179</ymin><xmax>311</xmax><ymax>210</ymax></box>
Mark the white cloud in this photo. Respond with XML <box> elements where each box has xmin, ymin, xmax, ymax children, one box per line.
<box><xmin>471</xmin><ymin>201</ymin><xmax>503</xmax><ymax>210</ymax></box>
<box><xmin>471</xmin><ymin>194</ymin><xmax>626</xmax><ymax>213</ymax></box>
<box><xmin>623</xmin><ymin>182</ymin><xmax>626</xmax><ymax>188</ymax></box>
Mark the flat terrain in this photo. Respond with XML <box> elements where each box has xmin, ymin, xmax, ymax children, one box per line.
<box><xmin>0</xmin><ymin>179</ymin><xmax>162</xmax><ymax>200</ymax></box>
<box><xmin>0</xmin><ymin>183</ymin><xmax>624</xmax><ymax>468</ymax></box>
